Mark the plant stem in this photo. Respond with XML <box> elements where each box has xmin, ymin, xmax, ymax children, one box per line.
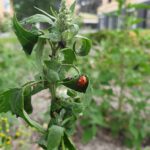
<box><xmin>50</xmin><ymin>84</ymin><xmax>56</xmax><ymax>101</ymax></box>
<box><xmin>118</xmin><ymin>1</ymin><xmax>127</xmax><ymax>111</ymax></box>
<box><xmin>118</xmin><ymin>52</ymin><xmax>125</xmax><ymax>111</ymax></box>
<box><xmin>49</xmin><ymin>83</ymin><xmax>56</xmax><ymax>121</ymax></box>
<box><xmin>48</xmin><ymin>42</ymin><xmax>58</xmax><ymax>126</ymax></box>
<box><xmin>61</xmin><ymin>138</ymin><xmax>65</xmax><ymax>150</ymax></box>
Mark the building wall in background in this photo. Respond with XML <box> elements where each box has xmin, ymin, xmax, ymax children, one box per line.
<box><xmin>0</xmin><ymin>0</ymin><xmax>13</xmax><ymax>21</ymax></box>
<box><xmin>0</xmin><ymin>0</ymin><xmax>4</xmax><ymax>19</ymax></box>
<box><xmin>66</xmin><ymin>0</ymin><xmax>73</xmax><ymax>7</ymax></box>
<box><xmin>98</xmin><ymin>0</ymin><xmax>150</xmax><ymax>13</ymax></box>
<box><xmin>98</xmin><ymin>0</ymin><xmax>150</xmax><ymax>29</ymax></box>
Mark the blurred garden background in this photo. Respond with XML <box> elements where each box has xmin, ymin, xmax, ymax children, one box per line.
<box><xmin>0</xmin><ymin>0</ymin><xmax>150</xmax><ymax>149</ymax></box>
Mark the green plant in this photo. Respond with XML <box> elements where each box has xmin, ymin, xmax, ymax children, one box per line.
<box><xmin>0</xmin><ymin>0</ymin><xmax>91</xmax><ymax>149</ymax></box>
<box><xmin>0</xmin><ymin>37</ymin><xmax>36</xmax><ymax>92</ymax></box>
<box><xmin>0</xmin><ymin>116</ymin><xmax>11</xmax><ymax>148</ymax></box>
<box><xmin>78</xmin><ymin>1</ymin><xmax>150</xmax><ymax>149</ymax></box>
<box><xmin>0</xmin><ymin>17</ymin><xmax>12</xmax><ymax>33</ymax></box>
<box><xmin>0</xmin><ymin>112</ymin><xmax>22</xmax><ymax>149</ymax></box>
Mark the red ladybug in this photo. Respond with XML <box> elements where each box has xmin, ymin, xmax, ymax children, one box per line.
<box><xmin>63</xmin><ymin>75</ymin><xmax>89</xmax><ymax>93</ymax></box>
<box><xmin>77</xmin><ymin>75</ymin><xmax>88</xmax><ymax>87</ymax></box>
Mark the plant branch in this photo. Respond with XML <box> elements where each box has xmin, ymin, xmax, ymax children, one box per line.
<box><xmin>118</xmin><ymin>52</ymin><xmax>125</xmax><ymax>111</ymax></box>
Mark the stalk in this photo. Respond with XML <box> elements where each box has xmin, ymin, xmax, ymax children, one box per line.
<box><xmin>48</xmin><ymin>42</ymin><xmax>58</xmax><ymax>127</ymax></box>
<box><xmin>118</xmin><ymin>52</ymin><xmax>125</xmax><ymax>111</ymax></box>
<box><xmin>118</xmin><ymin>0</ymin><xmax>127</xmax><ymax>111</ymax></box>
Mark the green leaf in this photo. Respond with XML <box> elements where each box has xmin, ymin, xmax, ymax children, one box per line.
<box><xmin>34</xmin><ymin>38</ymin><xmax>45</xmax><ymax>67</ymax></box>
<box><xmin>61</xmin><ymin>100</ymin><xmax>83</xmax><ymax>115</ymax></box>
<box><xmin>64</xmin><ymin>132</ymin><xmax>76</xmax><ymax>150</ymax></box>
<box><xmin>61</xmin><ymin>48</ymin><xmax>76</xmax><ymax>64</ymax></box>
<box><xmin>62</xmin><ymin>24</ymin><xmax>79</xmax><ymax>40</ymax></box>
<box><xmin>44</xmin><ymin>60</ymin><xmax>60</xmax><ymax>83</ymax></box>
<box><xmin>70</xmin><ymin>1</ymin><xmax>76</xmax><ymax>13</ymax></box>
<box><xmin>46</xmin><ymin>69</ymin><xmax>60</xmax><ymax>83</ymax></box>
<box><xmin>0</xmin><ymin>88</ymin><xmax>23</xmax><ymax>115</ymax></box>
<box><xmin>62</xmin><ymin>75</ymin><xmax>89</xmax><ymax>93</ymax></box>
<box><xmin>67</xmin><ymin>89</ymin><xmax>77</xmax><ymax>98</ymax></box>
<box><xmin>47</xmin><ymin>125</ymin><xmax>64</xmax><ymax>150</ymax></box>
<box><xmin>50</xmin><ymin>7</ymin><xmax>58</xmax><ymax>18</ymax></box>
<box><xmin>31</xmin><ymin>81</ymin><xmax>47</xmax><ymax>95</ymax></box>
<box><xmin>13</xmin><ymin>15</ymin><xmax>39</xmax><ymax>55</ymax></box>
<box><xmin>62</xmin><ymin>30</ymin><xmax>74</xmax><ymax>41</ymax></box>
<box><xmin>127</xmin><ymin>17</ymin><xmax>143</xmax><ymax>26</ymax></box>
<box><xmin>0</xmin><ymin>87</ymin><xmax>46</xmax><ymax>134</ymax></box>
<box><xmin>127</xmin><ymin>3</ymin><xmax>150</xmax><ymax>9</ymax></box>
<box><xmin>49</xmin><ymin>28</ymin><xmax>61</xmax><ymax>42</ymax></box>
<box><xmin>22</xmin><ymin>14</ymin><xmax>54</xmax><ymax>25</ymax></box>
<box><xmin>44</xmin><ymin>60</ymin><xmax>65</xmax><ymax>80</ymax></box>
<box><xmin>71</xmin><ymin>24</ymin><xmax>79</xmax><ymax>35</ymax></box>
<box><xmin>73</xmin><ymin>35</ymin><xmax>91</xmax><ymax>56</ymax></box>
<box><xmin>38</xmin><ymin>135</ymin><xmax>47</xmax><ymax>149</ymax></box>
<box><xmin>116</xmin><ymin>0</ymin><xmax>124</xmax><ymax>13</ymax></box>
<box><xmin>0</xmin><ymin>89</ymin><xmax>20</xmax><ymax>114</ymax></box>
<box><xmin>82</xmin><ymin>125</ymin><xmax>97</xmax><ymax>143</ymax></box>
<box><xmin>34</xmin><ymin>6</ymin><xmax>56</xmax><ymax>20</ymax></box>
<box><xmin>129</xmin><ymin>117</ymin><xmax>139</xmax><ymax>140</ymax></box>
<box><xmin>23</xmin><ymin>86</ymin><xmax>33</xmax><ymax>114</ymax></box>
<box><xmin>44</xmin><ymin>60</ymin><xmax>61</xmax><ymax>71</ymax></box>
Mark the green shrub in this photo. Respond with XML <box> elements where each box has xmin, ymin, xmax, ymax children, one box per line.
<box><xmin>79</xmin><ymin>30</ymin><xmax>150</xmax><ymax>148</ymax></box>
<box><xmin>0</xmin><ymin>37</ymin><xmax>35</xmax><ymax>92</ymax></box>
<box><xmin>0</xmin><ymin>17</ymin><xmax>12</xmax><ymax>33</ymax></box>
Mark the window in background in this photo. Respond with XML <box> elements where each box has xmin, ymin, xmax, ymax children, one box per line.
<box><xmin>146</xmin><ymin>10</ymin><xmax>150</xmax><ymax>28</ymax></box>
<box><xmin>138</xmin><ymin>9</ymin><xmax>147</xmax><ymax>28</ymax></box>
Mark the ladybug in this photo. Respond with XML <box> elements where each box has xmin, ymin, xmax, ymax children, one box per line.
<box><xmin>63</xmin><ymin>75</ymin><xmax>89</xmax><ymax>93</ymax></box>
<box><xmin>77</xmin><ymin>75</ymin><xmax>88</xmax><ymax>87</ymax></box>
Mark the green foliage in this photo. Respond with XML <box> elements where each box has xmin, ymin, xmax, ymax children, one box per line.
<box><xmin>127</xmin><ymin>3</ymin><xmax>150</xmax><ymax>9</ymax></box>
<box><xmin>0</xmin><ymin>1</ymin><xmax>91</xmax><ymax>150</ymax></box>
<box><xmin>0</xmin><ymin>85</ymin><xmax>46</xmax><ymax>133</ymax></box>
<box><xmin>0</xmin><ymin>112</ymin><xmax>25</xmax><ymax>149</ymax></box>
<box><xmin>0</xmin><ymin>17</ymin><xmax>12</xmax><ymax>33</ymax></box>
<box><xmin>73</xmin><ymin>35</ymin><xmax>91</xmax><ymax>56</ymax></box>
<box><xmin>13</xmin><ymin>15</ymin><xmax>39</xmax><ymax>55</ymax></box>
<box><xmin>1</xmin><ymin>0</ymin><xmax>150</xmax><ymax>149</ymax></box>
<box><xmin>76</xmin><ymin>3</ymin><xmax>150</xmax><ymax>147</ymax></box>
<box><xmin>0</xmin><ymin>116</ymin><xmax>12</xmax><ymax>148</ymax></box>
<box><xmin>79</xmin><ymin>30</ymin><xmax>150</xmax><ymax>149</ymax></box>
<box><xmin>0</xmin><ymin>37</ymin><xmax>36</xmax><ymax>92</ymax></box>
<box><xmin>63</xmin><ymin>133</ymin><xmax>76</xmax><ymax>150</ymax></box>
<box><xmin>47</xmin><ymin>125</ymin><xmax>64</xmax><ymax>150</ymax></box>
<box><xmin>21</xmin><ymin>14</ymin><xmax>54</xmax><ymax>25</ymax></box>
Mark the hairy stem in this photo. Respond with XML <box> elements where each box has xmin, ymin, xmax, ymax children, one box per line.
<box><xmin>50</xmin><ymin>84</ymin><xmax>56</xmax><ymax>101</ymax></box>
<box><xmin>48</xmin><ymin>42</ymin><xmax>58</xmax><ymax>127</ymax></box>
